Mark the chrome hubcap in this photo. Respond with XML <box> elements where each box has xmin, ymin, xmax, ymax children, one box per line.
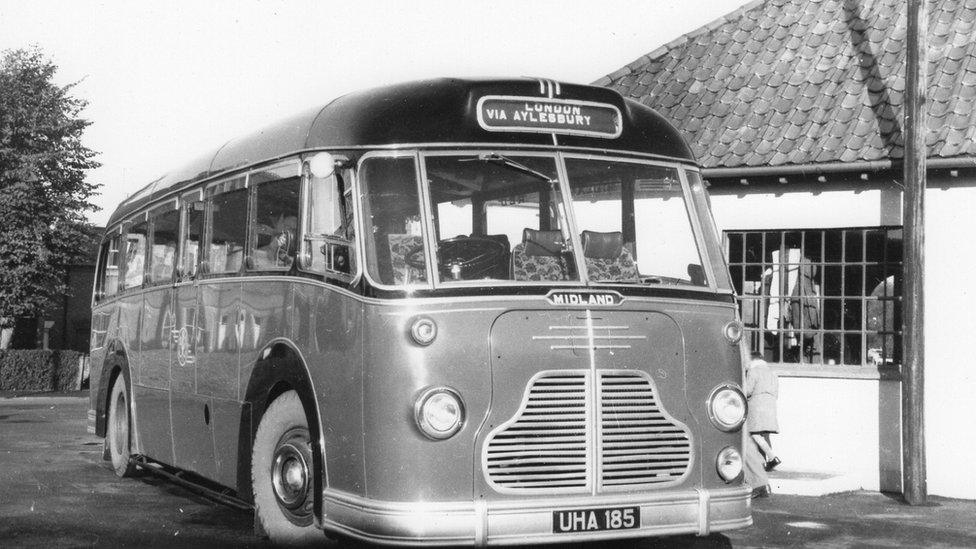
<box><xmin>271</xmin><ymin>430</ymin><xmax>311</xmax><ymax>514</ymax></box>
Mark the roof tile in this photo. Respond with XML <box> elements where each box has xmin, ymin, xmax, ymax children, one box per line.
<box><xmin>598</xmin><ymin>0</ymin><xmax>976</xmax><ymax>168</ymax></box>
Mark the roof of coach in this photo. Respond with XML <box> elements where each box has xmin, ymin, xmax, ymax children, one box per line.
<box><xmin>107</xmin><ymin>77</ymin><xmax>695</xmax><ymax>226</ymax></box>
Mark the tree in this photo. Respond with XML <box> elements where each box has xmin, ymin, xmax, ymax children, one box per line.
<box><xmin>0</xmin><ymin>47</ymin><xmax>100</xmax><ymax>347</ymax></box>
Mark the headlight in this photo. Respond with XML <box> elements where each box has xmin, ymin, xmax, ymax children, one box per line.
<box><xmin>414</xmin><ymin>387</ymin><xmax>464</xmax><ymax>440</ymax></box>
<box><xmin>707</xmin><ymin>384</ymin><xmax>746</xmax><ymax>431</ymax></box>
<box><xmin>716</xmin><ymin>446</ymin><xmax>743</xmax><ymax>482</ymax></box>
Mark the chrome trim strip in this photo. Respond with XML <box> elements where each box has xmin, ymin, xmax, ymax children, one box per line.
<box><xmin>92</xmin><ymin>274</ymin><xmax>738</xmax><ymax>311</ymax></box>
<box><xmin>585</xmin><ymin>310</ymin><xmax>599</xmax><ymax>497</ymax></box>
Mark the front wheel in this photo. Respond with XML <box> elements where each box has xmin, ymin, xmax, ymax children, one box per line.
<box><xmin>252</xmin><ymin>390</ymin><xmax>322</xmax><ymax>544</ymax></box>
<box><xmin>105</xmin><ymin>376</ymin><xmax>138</xmax><ymax>477</ymax></box>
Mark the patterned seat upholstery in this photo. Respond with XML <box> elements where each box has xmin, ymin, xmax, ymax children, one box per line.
<box><xmin>387</xmin><ymin>234</ymin><xmax>426</xmax><ymax>285</ymax></box>
<box><xmin>581</xmin><ymin>230</ymin><xmax>639</xmax><ymax>282</ymax></box>
<box><xmin>511</xmin><ymin>229</ymin><xmax>570</xmax><ymax>281</ymax></box>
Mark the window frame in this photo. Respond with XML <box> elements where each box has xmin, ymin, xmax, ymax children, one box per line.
<box><xmin>246</xmin><ymin>161</ymin><xmax>302</xmax><ymax>273</ymax></box>
<box><xmin>146</xmin><ymin>200</ymin><xmax>181</xmax><ymax>287</ymax></box>
<box><xmin>203</xmin><ymin>174</ymin><xmax>249</xmax><ymax>277</ymax></box>
<box><xmin>419</xmin><ymin>149</ymin><xmax>576</xmax><ymax>288</ymax></box>
<box><xmin>724</xmin><ymin>225</ymin><xmax>903</xmax><ymax>374</ymax></box>
<box><xmin>299</xmin><ymin>156</ymin><xmax>361</xmax><ymax>284</ymax></box>
<box><xmin>93</xmin><ymin>225</ymin><xmax>124</xmax><ymax>303</ymax></box>
<box><xmin>179</xmin><ymin>188</ymin><xmax>205</xmax><ymax>282</ymax></box>
<box><xmin>559</xmin><ymin>152</ymin><xmax>719</xmax><ymax>292</ymax></box>
<box><xmin>120</xmin><ymin>211</ymin><xmax>150</xmax><ymax>292</ymax></box>
<box><xmin>357</xmin><ymin>150</ymin><xmax>434</xmax><ymax>290</ymax></box>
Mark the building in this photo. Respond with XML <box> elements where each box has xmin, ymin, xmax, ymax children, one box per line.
<box><xmin>597</xmin><ymin>0</ymin><xmax>976</xmax><ymax>499</ymax></box>
<box><xmin>2</xmin><ymin>236</ymin><xmax>99</xmax><ymax>353</ymax></box>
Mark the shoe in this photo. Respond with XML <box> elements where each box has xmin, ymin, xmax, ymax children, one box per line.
<box><xmin>765</xmin><ymin>457</ymin><xmax>782</xmax><ymax>472</ymax></box>
<box><xmin>751</xmin><ymin>485</ymin><xmax>771</xmax><ymax>499</ymax></box>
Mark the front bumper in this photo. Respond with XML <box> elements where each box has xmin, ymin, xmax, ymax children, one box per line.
<box><xmin>320</xmin><ymin>485</ymin><xmax>752</xmax><ymax>546</ymax></box>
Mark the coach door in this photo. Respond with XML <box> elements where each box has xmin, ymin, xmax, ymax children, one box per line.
<box><xmin>169</xmin><ymin>189</ymin><xmax>218</xmax><ymax>478</ymax></box>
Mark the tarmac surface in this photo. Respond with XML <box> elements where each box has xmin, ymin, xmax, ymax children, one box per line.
<box><xmin>1</xmin><ymin>392</ymin><xmax>973</xmax><ymax>548</ymax></box>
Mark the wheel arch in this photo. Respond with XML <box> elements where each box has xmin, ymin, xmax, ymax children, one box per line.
<box><xmin>94</xmin><ymin>340</ymin><xmax>131</xmax><ymax>439</ymax></box>
<box><xmin>238</xmin><ymin>339</ymin><xmax>325</xmax><ymax>519</ymax></box>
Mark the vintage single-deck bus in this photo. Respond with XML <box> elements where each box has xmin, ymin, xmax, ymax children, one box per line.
<box><xmin>88</xmin><ymin>78</ymin><xmax>751</xmax><ymax>545</ymax></box>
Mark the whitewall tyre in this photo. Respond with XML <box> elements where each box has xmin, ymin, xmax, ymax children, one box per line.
<box><xmin>106</xmin><ymin>377</ymin><xmax>138</xmax><ymax>478</ymax></box>
<box><xmin>251</xmin><ymin>390</ymin><xmax>322</xmax><ymax>545</ymax></box>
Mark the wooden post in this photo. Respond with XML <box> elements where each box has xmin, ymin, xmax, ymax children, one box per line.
<box><xmin>902</xmin><ymin>0</ymin><xmax>927</xmax><ymax>505</ymax></box>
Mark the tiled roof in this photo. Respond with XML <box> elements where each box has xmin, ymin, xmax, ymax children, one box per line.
<box><xmin>595</xmin><ymin>0</ymin><xmax>976</xmax><ymax>169</ymax></box>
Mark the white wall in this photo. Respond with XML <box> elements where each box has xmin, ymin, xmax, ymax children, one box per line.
<box><xmin>777</xmin><ymin>377</ymin><xmax>886</xmax><ymax>491</ymax></box>
<box><xmin>923</xmin><ymin>183</ymin><xmax>976</xmax><ymax>499</ymax></box>
<box><xmin>706</xmin><ymin>179</ymin><xmax>976</xmax><ymax>500</ymax></box>
<box><xmin>709</xmin><ymin>185</ymin><xmax>900</xmax><ymax>230</ymax></box>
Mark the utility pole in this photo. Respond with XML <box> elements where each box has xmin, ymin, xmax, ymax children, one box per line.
<box><xmin>902</xmin><ymin>0</ymin><xmax>927</xmax><ymax>506</ymax></box>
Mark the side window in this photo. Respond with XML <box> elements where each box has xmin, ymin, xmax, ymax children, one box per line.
<box><xmin>149</xmin><ymin>206</ymin><xmax>179</xmax><ymax>285</ymax></box>
<box><xmin>95</xmin><ymin>232</ymin><xmax>122</xmax><ymax>300</ymax></box>
<box><xmin>250</xmin><ymin>167</ymin><xmax>301</xmax><ymax>271</ymax></box>
<box><xmin>182</xmin><ymin>200</ymin><xmax>205</xmax><ymax>279</ymax></box>
<box><xmin>123</xmin><ymin>219</ymin><xmax>148</xmax><ymax>289</ymax></box>
<box><xmin>360</xmin><ymin>156</ymin><xmax>426</xmax><ymax>286</ymax></box>
<box><xmin>305</xmin><ymin>168</ymin><xmax>357</xmax><ymax>277</ymax></box>
<box><xmin>207</xmin><ymin>177</ymin><xmax>248</xmax><ymax>275</ymax></box>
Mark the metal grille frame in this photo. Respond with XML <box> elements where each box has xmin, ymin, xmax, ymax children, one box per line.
<box><xmin>482</xmin><ymin>369</ymin><xmax>693</xmax><ymax>495</ymax></box>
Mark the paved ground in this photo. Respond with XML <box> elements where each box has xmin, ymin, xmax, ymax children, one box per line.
<box><xmin>1</xmin><ymin>393</ymin><xmax>974</xmax><ymax>548</ymax></box>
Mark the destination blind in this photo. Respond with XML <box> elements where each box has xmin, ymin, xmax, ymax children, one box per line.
<box><xmin>477</xmin><ymin>96</ymin><xmax>621</xmax><ymax>138</ymax></box>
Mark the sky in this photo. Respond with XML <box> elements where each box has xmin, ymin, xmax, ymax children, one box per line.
<box><xmin>0</xmin><ymin>0</ymin><xmax>750</xmax><ymax>227</ymax></box>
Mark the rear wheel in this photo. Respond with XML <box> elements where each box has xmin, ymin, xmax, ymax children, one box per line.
<box><xmin>105</xmin><ymin>376</ymin><xmax>137</xmax><ymax>477</ymax></box>
<box><xmin>252</xmin><ymin>390</ymin><xmax>322</xmax><ymax>544</ymax></box>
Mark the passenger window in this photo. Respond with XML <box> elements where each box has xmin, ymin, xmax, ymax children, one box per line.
<box><xmin>95</xmin><ymin>232</ymin><xmax>122</xmax><ymax>299</ymax></box>
<box><xmin>123</xmin><ymin>220</ymin><xmax>148</xmax><ymax>289</ymax></box>
<box><xmin>250</xmin><ymin>171</ymin><xmax>300</xmax><ymax>271</ymax></box>
<box><xmin>306</xmin><ymin>167</ymin><xmax>356</xmax><ymax>277</ymax></box>
<box><xmin>207</xmin><ymin>177</ymin><xmax>248</xmax><ymax>275</ymax></box>
<box><xmin>149</xmin><ymin>206</ymin><xmax>179</xmax><ymax>285</ymax></box>
<box><xmin>182</xmin><ymin>200</ymin><xmax>205</xmax><ymax>279</ymax></box>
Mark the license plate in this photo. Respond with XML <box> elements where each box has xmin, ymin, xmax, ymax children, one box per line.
<box><xmin>552</xmin><ymin>506</ymin><xmax>640</xmax><ymax>533</ymax></box>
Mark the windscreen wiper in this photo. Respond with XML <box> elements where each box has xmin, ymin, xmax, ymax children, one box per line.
<box><xmin>476</xmin><ymin>153</ymin><xmax>556</xmax><ymax>184</ymax></box>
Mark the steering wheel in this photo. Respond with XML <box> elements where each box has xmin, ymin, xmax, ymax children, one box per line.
<box><xmin>405</xmin><ymin>236</ymin><xmax>507</xmax><ymax>280</ymax></box>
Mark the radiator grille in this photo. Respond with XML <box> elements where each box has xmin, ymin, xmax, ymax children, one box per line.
<box><xmin>483</xmin><ymin>372</ymin><xmax>589</xmax><ymax>490</ymax></box>
<box><xmin>598</xmin><ymin>371</ymin><xmax>692</xmax><ymax>488</ymax></box>
<box><xmin>483</xmin><ymin>370</ymin><xmax>691</xmax><ymax>493</ymax></box>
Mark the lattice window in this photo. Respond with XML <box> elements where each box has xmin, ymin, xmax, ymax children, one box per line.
<box><xmin>725</xmin><ymin>227</ymin><xmax>902</xmax><ymax>368</ymax></box>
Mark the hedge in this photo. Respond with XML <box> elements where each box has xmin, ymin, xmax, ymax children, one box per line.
<box><xmin>0</xmin><ymin>350</ymin><xmax>84</xmax><ymax>392</ymax></box>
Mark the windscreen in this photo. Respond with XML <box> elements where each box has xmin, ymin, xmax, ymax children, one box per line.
<box><xmin>425</xmin><ymin>154</ymin><xmax>579</xmax><ymax>284</ymax></box>
<box><xmin>564</xmin><ymin>158</ymin><xmax>707</xmax><ymax>287</ymax></box>
<box><xmin>360</xmin><ymin>152</ymin><xmax>710</xmax><ymax>289</ymax></box>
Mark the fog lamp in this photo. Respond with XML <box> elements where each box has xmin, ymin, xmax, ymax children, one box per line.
<box><xmin>414</xmin><ymin>387</ymin><xmax>464</xmax><ymax>440</ymax></box>
<box><xmin>716</xmin><ymin>446</ymin><xmax>743</xmax><ymax>482</ymax></box>
<box><xmin>409</xmin><ymin>317</ymin><xmax>437</xmax><ymax>346</ymax></box>
<box><xmin>707</xmin><ymin>384</ymin><xmax>746</xmax><ymax>431</ymax></box>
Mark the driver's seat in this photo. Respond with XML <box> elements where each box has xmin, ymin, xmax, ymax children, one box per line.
<box><xmin>511</xmin><ymin>229</ymin><xmax>569</xmax><ymax>281</ymax></box>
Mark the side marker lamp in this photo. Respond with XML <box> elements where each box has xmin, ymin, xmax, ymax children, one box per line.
<box><xmin>410</xmin><ymin>317</ymin><xmax>438</xmax><ymax>346</ymax></box>
<box><xmin>724</xmin><ymin>320</ymin><xmax>743</xmax><ymax>344</ymax></box>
